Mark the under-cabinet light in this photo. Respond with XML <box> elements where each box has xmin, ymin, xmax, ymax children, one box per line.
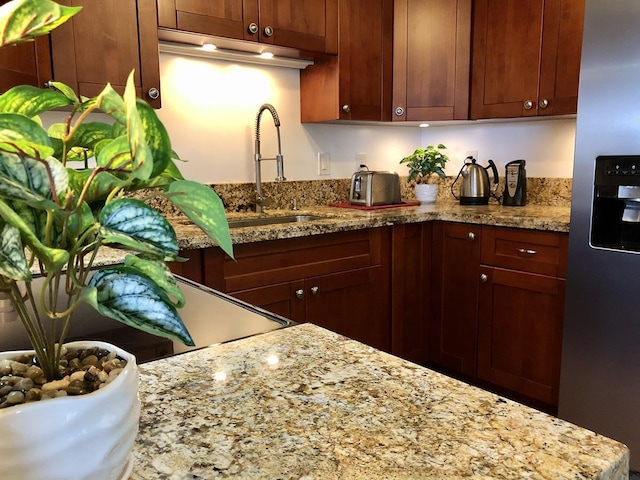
<box><xmin>201</xmin><ymin>43</ymin><xmax>217</xmax><ymax>52</ymax></box>
<box><xmin>419</xmin><ymin>123</ymin><xmax>430</xmax><ymax>128</ymax></box>
<box><xmin>159</xmin><ymin>41</ymin><xmax>314</xmax><ymax>70</ymax></box>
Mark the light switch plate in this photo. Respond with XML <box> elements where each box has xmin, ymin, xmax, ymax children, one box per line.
<box><xmin>318</xmin><ymin>152</ymin><xmax>331</xmax><ymax>175</ymax></box>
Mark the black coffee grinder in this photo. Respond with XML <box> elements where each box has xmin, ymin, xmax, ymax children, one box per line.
<box><xmin>503</xmin><ymin>159</ymin><xmax>527</xmax><ymax>206</ymax></box>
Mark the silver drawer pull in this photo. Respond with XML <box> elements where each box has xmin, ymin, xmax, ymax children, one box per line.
<box><xmin>295</xmin><ymin>289</ymin><xmax>304</xmax><ymax>298</ymax></box>
<box><xmin>516</xmin><ymin>248</ymin><xmax>537</xmax><ymax>255</ymax></box>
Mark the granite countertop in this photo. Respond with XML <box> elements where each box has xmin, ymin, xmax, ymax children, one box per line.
<box><xmin>173</xmin><ymin>201</ymin><xmax>571</xmax><ymax>250</ymax></box>
<box><xmin>131</xmin><ymin>323</ymin><xmax>628</xmax><ymax>479</ymax></box>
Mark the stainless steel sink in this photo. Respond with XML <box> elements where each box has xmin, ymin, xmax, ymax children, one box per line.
<box><xmin>227</xmin><ymin>214</ymin><xmax>326</xmax><ymax>229</ymax></box>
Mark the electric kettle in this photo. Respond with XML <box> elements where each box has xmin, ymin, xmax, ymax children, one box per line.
<box><xmin>451</xmin><ymin>157</ymin><xmax>499</xmax><ymax>205</ymax></box>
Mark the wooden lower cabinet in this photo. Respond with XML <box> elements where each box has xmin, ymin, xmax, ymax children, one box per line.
<box><xmin>182</xmin><ymin>227</ymin><xmax>391</xmax><ymax>352</ymax></box>
<box><xmin>430</xmin><ymin>221</ymin><xmax>482</xmax><ymax>377</ymax></box>
<box><xmin>477</xmin><ymin>266</ymin><xmax>565</xmax><ymax>408</ymax></box>
<box><xmin>390</xmin><ymin>222</ymin><xmax>432</xmax><ymax>364</ymax></box>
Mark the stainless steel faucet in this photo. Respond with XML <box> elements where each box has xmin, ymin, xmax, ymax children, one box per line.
<box><xmin>254</xmin><ymin>103</ymin><xmax>285</xmax><ymax>213</ymax></box>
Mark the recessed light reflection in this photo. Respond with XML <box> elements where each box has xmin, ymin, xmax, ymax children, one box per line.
<box><xmin>213</xmin><ymin>371</ymin><xmax>227</xmax><ymax>382</ymax></box>
<box><xmin>259</xmin><ymin>52</ymin><xmax>274</xmax><ymax>59</ymax></box>
<box><xmin>266</xmin><ymin>354</ymin><xmax>279</xmax><ymax>366</ymax></box>
<box><xmin>201</xmin><ymin>43</ymin><xmax>217</xmax><ymax>52</ymax></box>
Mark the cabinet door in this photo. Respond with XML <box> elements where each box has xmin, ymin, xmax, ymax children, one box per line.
<box><xmin>0</xmin><ymin>36</ymin><xmax>51</xmax><ymax>93</ymax></box>
<box><xmin>392</xmin><ymin>0</ymin><xmax>472</xmax><ymax>121</ymax></box>
<box><xmin>230</xmin><ymin>281</ymin><xmax>305</xmax><ymax>323</ymax></box>
<box><xmin>391</xmin><ymin>222</ymin><xmax>431</xmax><ymax>364</ymax></box>
<box><xmin>430</xmin><ymin>222</ymin><xmax>481</xmax><ymax>377</ymax></box>
<box><xmin>157</xmin><ymin>0</ymin><xmax>250</xmax><ymax>40</ymax></box>
<box><xmin>259</xmin><ymin>0</ymin><xmax>338</xmax><ymax>54</ymax></box>
<box><xmin>538</xmin><ymin>0</ymin><xmax>584</xmax><ymax>116</ymax></box>
<box><xmin>300</xmin><ymin>0</ymin><xmax>393</xmax><ymax>122</ymax></box>
<box><xmin>304</xmin><ymin>266</ymin><xmax>390</xmax><ymax>352</ymax></box>
<box><xmin>50</xmin><ymin>0</ymin><xmax>162</xmax><ymax>108</ymax></box>
<box><xmin>168</xmin><ymin>249</ymin><xmax>204</xmax><ymax>284</ymax></box>
<box><xmin>471</xmin><ymin>0</ymin><xmax>545</xmax><ymax>119</ymax></box>
<box><xmin>477</xmin><ymin>266</ymin><xmax>565</xmax><ymax>407</ymax></box>
<box><xmin>471</xmin><ymin>0</ymin><xmax>584</xmax><ymax>119</ymax></box>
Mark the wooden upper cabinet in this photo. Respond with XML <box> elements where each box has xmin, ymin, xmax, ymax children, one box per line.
<box><xmin>0</xmin><ymin>38</ymin><xmax>51</xmax><ymax>93</ymax></box>
<box><xmin>300</xmin><ymin>0</ymin><xmax>393</xmax><ymax>122</ymax></box>
<box><xmin>470</xmin><ymin>0</ymin><xmax>584</xmax><ymax>119</ymax></box>
<box><xmin>392</xmin><ymin>0</ymin><xmax>472</xmax><ymax>122</ymax></box>
<box><xmin>158</xmin><ymin>0</ymin><xmax>338</xmax><ymax>55</ymax></box>
<box><xmin>50</xmin><ymin>0</ymin><xmax>162</xmax><ymax>108</ymax></box>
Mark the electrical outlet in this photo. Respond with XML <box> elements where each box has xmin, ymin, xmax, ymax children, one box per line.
<box><xmin>465</xmin><ymin>150</ymin><xmax>478</xmax><ymax>161</ymax></box>
<box><xmin>356</xmin><ymin>152</ymin><xmax>367</xmax><ymax>170</ymax></box>
<box><xmin>318</xmin><ymin>152</ymin><xmax>331</xmax><ymax>176</ymax></box>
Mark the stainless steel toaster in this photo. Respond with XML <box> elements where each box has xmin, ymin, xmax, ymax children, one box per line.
<box><xmin>349</xmin><ymin>170</ymin><xmax>401</xmax><ymax>206</ymax></box>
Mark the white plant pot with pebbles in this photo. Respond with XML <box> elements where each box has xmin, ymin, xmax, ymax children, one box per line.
<box><xmin>0</xmin><ymin>341</ymin><xmax>139</xmax><ymax>480</ymax></box>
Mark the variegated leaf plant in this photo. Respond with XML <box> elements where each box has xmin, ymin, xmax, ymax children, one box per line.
<box><xmin>0</xmin><ymin>0</ymin><xmax>233</xmax><ymax>381</ymax></box>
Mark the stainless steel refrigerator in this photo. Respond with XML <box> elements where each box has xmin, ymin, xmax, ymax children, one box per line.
<box><xmin>559</xmin><ymin>0</ymin><xmax>640</xmax><ymax>471</ymax></box>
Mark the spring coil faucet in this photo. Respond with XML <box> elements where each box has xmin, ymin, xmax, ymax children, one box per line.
<box><xmin>254</xmin><ymin>103</ymin><xmax>285</xmax><ymax>213</ymax></box>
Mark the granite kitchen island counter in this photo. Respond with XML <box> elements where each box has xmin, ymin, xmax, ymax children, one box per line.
<box><xmin>131</xmin><ymin>323</ymin><xmax>627</xmax><ymax>479</ymax></box>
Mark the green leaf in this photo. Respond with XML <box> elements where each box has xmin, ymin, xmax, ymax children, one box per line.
<box><xmin>64</xmin><ymin>200</ymin><xmax>94</xmax><ymax>241</ymax></box>
<box><xmin>45</xmin><ymin>80</ymin><xmax>80</xmax><ymax>105</ymax></box>
<box><xmin>124</xmin><ymin>72</ymin><xmax>153</xmax><ymax>181</ymax></box>
<box><xmin>0</xmin><ymin>0</ymin><xmax>81</xmax><ymax>47</ymax></box>
<box><xmin>66</xmin><ymin>168</ymin><xmax>126</xmax><ymax>204</ymax></box>
<box><xmin>98</xmin><ymin>198</ymin><xmax>178</xmax><ymax>258</ymax></box>
<box><xmin>0</xmin><ymin>220</ymin><xmax>30</xmax><ymax>281</ymax></box>
<box><xmin>0</xmin><ymin>113</ymin><xmax>53</xmax><ymax>158</ymax></box>
<box><xmin>96</xmin><ymin>135</ymin><xmax>133</xmax><ymax>171</ymax></box>
<box><xmin>136</xmin><ymin>99</ymin><xmax>172</xmax><ymax>178</ymax></box>
<box><xmin>0</xmin><ymin>198</ymin><xmax>68</xmax><ymax>272</ymax></box>
<box><xmin>86</xmin><ymin>266</ymin><xmax>194</xmax><ymax>346</ymax></box>
<box><xmin>0</xmin><ymin>85</ymin><xmax>72</xmax><ymax>116</ymax></box>
<box><xmin>95</xmin><ymin>83</ymin><xmax>125</xmax><ymax>123</ymax></box>
<box><xmin>124</xmin><ymin>255</ymin><xmax>185</xmax><ymax>308</ymax></box>
<box><xmin>166</xmin><ymin>180</ymin><xmax>233</xmax><ymax>259</ymax></box>
<box><xmin>132</xmin><ymin>159</ymin><xmax>185</xmax><ymax>190</ymax></box>
<box><xmin>0</xmin><ymin>151</ymin><xmax>67</xmax><ymax>209</ymax></box>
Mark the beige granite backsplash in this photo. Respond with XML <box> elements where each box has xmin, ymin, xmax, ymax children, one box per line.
<box><xmin>135</xmin><ymin>177</ymin><xmax>572</xmax><ymax>214</ymax></box>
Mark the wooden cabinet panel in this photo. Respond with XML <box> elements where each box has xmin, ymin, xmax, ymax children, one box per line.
<box><xmin>0</xmin><ymin>36</ymin><xmax>51</xmax><ymax>93</ymax></box>
<box><xmin>481</xmin><ymin>226</ymin><xmax>569</xmax><ymax>277</ymax></box>
<box><xmin>305</xmin><ymin>266</ymin><xmax>390</xmax><ymax>351</ymax></box>
<box><xmin>168</xmin><ymin>249</ymin><xmax>204</xmax><ymax>284</ymax></box>
<box><xmin>391</xmin><ymin>222</ymin><xmax>431</xmax><ymax>364</ymax></box>
<box><xmin>471</xmin><ymin>0</ymin><xmax>584</xmax><ymax>119</ymax></box>
<box><xmin>230</xmin><ymin>281</ymin><xmax>304</xmax><ymax>322</ymax></box>
<box><xmin>158</xmin><ymin>0</ymin><xmax>337</xmax><ymax>55</ymax></box>
<box><xmin>300</xmin><ymin>0</ymin><xmax>393</xmax><ymax>122</ymax></box>
<box><xmin>392</xmin><ymin>0</ymin><xmax>472</xmax><ymax>121</ymax></box>
<box><xmin>477</xmin><ymin>266</ymin><xmax>565</xmax><ymax>407</ymax></box>
<box><xmin>51</xmin><ymin>0</ymin><xmax>162</xmax><ymax>108</ymax></box>
<box><xmin>430</xmin><ymin>222</ymin><xmax>481</xmax><ymax>377</ymax></box>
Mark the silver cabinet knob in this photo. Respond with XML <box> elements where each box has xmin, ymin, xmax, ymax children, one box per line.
<box><xmin>310</xmin><ymin>286</ymin><xmax>319</xmax><ymax>295</ymax></box>
<box><xmin>295</xmin><ymin>289</ymin><xmax>304</xmax><ymax>298</ymax></box>
<box><xmin>147</xmin><ymin>87</ymin><xmax>160</xmax><ymax>100</ymax></box>
<box><xmin>342</xmin><ymin>104</ymin><xmax>350</xmax><ymax>113</ymax></box>
<box><xmin>524</xmin><ymin>100</ymin><xmax>534</xmax><ymax>110</ymax></box>
<box><xmin>263</xmin><ymin>25</ymin><xmax>274</xmax><ymax>37</ymax></box>
<box><xmin>480</xmin><ymin>273</ymin><xmax>488</xmax><ymax>283</ymax></box>
<box><xmin>395</xmin><ymin>106</ymin><xmax>405</xmax><ymax>116</ymax></box>
<box><xmin>247</xmin><ymin>22</ymin><xmax>258</xmax><ymax>34</ymax></box>
<box><xmin>468</xmin><ymin>232</ymin><xmax>475</xmax><ymax>241</ymax></box>
<box><xmin>539</xmin><ymin>99</ymin><xmax>549</xmax><ymax>109</ymax></box>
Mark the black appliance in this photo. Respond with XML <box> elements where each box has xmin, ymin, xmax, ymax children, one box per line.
<box><xmin>591</xmin><ymin>155</ymin><xmax>640</xmax><ymax>251</ymax></box>
<box><xmin>502</xmin><ymin>159</ymin><xmax>527</xmax><ymax>206</ymax></box>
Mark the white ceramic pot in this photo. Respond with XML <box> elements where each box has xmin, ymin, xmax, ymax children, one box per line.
<box><xmin>0</xmin><ymin>341</ymin><xmax>139</xmax><ymax>480</ymax></box>
<box><xmin>415</xmin><ymin>183</ymin><xmax>438</xmax><ymax>204</ymax></box>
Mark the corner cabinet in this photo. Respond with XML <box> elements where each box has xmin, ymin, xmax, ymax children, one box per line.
<box><xmin>158</xmin><ymin>0</ymin><xmax>338</xmax><ymax>55</ymax></box>
<box><xmin>470</xmin><ymin>0</ymin><xmax>584</xmax><ymax>119</ymax></box>
<box><xmin>0</xmin><ymin>0</ymin><xmax>162</xmax><ymax>107</ymax></box>
<box><xmin>300</xmin><ymin>0</ymin><xmax>393</xmax><ymax>122</ymax></box>
<box><xmin>392</xmin><ymin>0</ymin><xmax>472</xmax><ymax>122</ymax></box>
<box><xmin>429</xmin><ymin>222</ymin><xmax>568</xmax><ymax>412</ymax></box>
<box><xmin>430</xmin><ymin>222</ymin><xmax>482</xmax><ymax>377</ymax></box>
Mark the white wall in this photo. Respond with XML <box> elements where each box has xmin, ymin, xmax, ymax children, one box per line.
<box><xmin>42</xmin><ymin>52</ymin><xmax>578</xmax><ymax>182</ymax></box>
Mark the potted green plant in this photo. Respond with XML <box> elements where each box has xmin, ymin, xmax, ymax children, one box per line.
<box><xmin>400</xmin><ymin>144</ymin><xmax>449</xmax><ymax>203</ymax></box>
<box><xmin>0</xmin><ymin>1</ymin><xmax>233</xmax><ymax>478</ymax></box>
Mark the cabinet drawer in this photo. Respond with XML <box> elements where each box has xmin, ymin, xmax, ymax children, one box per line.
<box><xmin>205</xmin><ymin>227</ymin><xmax>388</xmax><ymax>292</ymax></box>
<box><xmin>481</xmin><ymin>226</ymin><xmax>568</xmax><ymax>277</ymax></box>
